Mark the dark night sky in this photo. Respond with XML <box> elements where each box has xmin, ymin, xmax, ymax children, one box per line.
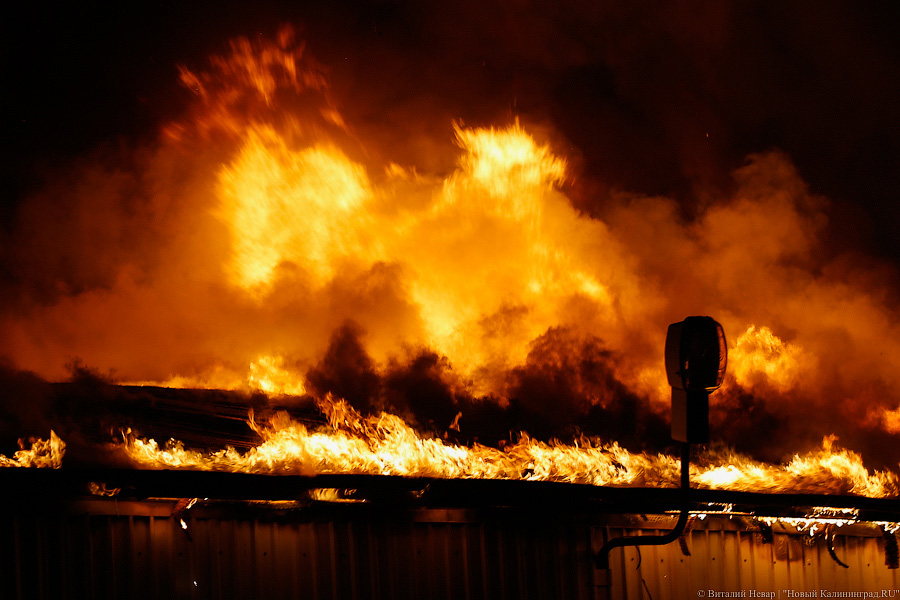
<box><xmin>2</xmin><ymin>0</ymin><xmax>900</xmax><ymax>261</ymax></box>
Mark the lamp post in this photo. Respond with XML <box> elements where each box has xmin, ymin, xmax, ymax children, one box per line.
<box><xmin>594</xmin><ymin>316</ymin><xmax>727</xmax><ymax>600</ymax></box>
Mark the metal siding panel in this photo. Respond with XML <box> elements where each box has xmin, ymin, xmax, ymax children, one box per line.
<box><xmin>738</xmin><ymin>530</ymin><xmax>756</xmax><ymax>594</ymax></box>
<box><xmin>379</xmin><ymin>521</ymin><xmax>399</xmax><ymax>600</ymax></box>
<box><xmin>690</xmin><ymin>528</ymin><xmax>709</xmax><ymax>598</ymax></box>
<box><xmin>661</xmin><ymin>534</ymin><xmax>683</xmax><ymax>600</ymax></box>
<box><xmin>787</xmin><ymin>533</ymin><xmax>801</xmax><ymax>590</ymax></box>
<box><xmin>359</xmin><ymin>522</ymin><xmax>377</xmax><ymax>600</ymax></box>
<box><xmin>642</xmin><ymin>536</ymin><xmax>665</xmax><ymax>600</ymax></box>
<box><xmin>576</xmin><ymin>525</ymin><xmax>593</xmax><ymax>600</ymax></box>
<box><xmin>483</xmin><ymin>523</ymin><xmax>505</xmax><ymax>600</ymax></box>
<box><xmin>173</xmin><ymin>516</ymin><xmax>193</xmax><ymax>599</ymax></box>
<box><xmin>755</xmin><ymin>527</ymin><xmax>778</xmax><ymax>592</ymax></box>
<box><xmin>298</xmin><ymin>521</ymin><xmax>319</xmax><ymax>598</ymax></box>
<box><xmin>801</xmin><ymin>533</ymin><xmax>816</xmax><ymax>590</ymax></box>
<box><xmin>335</xmin><ymin>521</ymin><xmax>357</xmax><ymax>600</ymax></box>
<box><xmin>283</xmin><ymin>523</ymin><xmax>304</xmax><ymax>599</ymax></box>
<box><xmin>463</xmin><ymin>522</ymin><xmax>486</xmax><ymax>600</ymax></box>
<box><xmin>559</xmin><ymin>526</ymin><xmax>576</xmax><ymax>600</ymax></box>
<box><xmin>485</xmin><ymin>524</ymin><xmax>502</xmax><ymax>600</ymax></box>
<box><xmin>618</xmin><ymin>527</ymin><xmax>646</xmax><ymax>600</ymax></box>
<box><xmin>446</xmin><ymin>524</ymin><xmax>468</xmax><ymax>600</ymax></box>
<box><xmin>858</xmin><ymin>535</ymin><xmax>878</xmax><ymax>588</ymax></box>
<box><xmin>373</xmin><ymin>521</ymin><xmax>394</xmax><ymax>600</ymax></box>
<box><xmin>423</xmin><ymin>523</ymin><xmax>445</xmax><ymax>600</ymax></box>
<box><xmin>713</xmin><ymin>529</ymin><xmax>733</xmax><ymax>591</ymax></box>
<box><xmin>818</xmin><ymin>533</ymin><xmax>847</xmax><ymax>590</ymax></box>
<box><xmin>513</xmin><ymin>528</ymin><xmax>526</xmax><ymax>600</ymax></box>
<box><xmin>210</xmin><ymin>518</ymin><xmax>226</xmax><ymax>599</ymax></box>
<box><xmin>722</xmin><ymin>528</ymin><xmax>742</xmax><ymax>591</ymax></box>
<box><xmin>14</xmin><ymin>504</ymin><xmax>900</xmax><ymax>599</ymax></box>
<box><xmin>772</xmin><ymin>531</ymin><xmax>790</xmax><ymax>591</ymax></box>
<box><xmin>411</xmin><ymin>523</ymin><xmax>428</xmax><ymax>599</ymax></box>
<box><xmin>539</xmin><ymin>526</ymin><xmax>555</xmax><ymax>599</ymax></box>
<box><xmin>845</xmin><ymin>534</ymin><xmax>864</xmax><ymax>588</ymax></box>
<box><xmin>12</xmin><ymin>517</ymin><xmax>25</xmax><ymax>600</ymax></box>
<box><xmin>669</xmin><ymin>540</ymin><xmax>691</xmax><ymax>600</ymax></box>
<box><xmin>253</xmin><ymin>520</ymin><xmax>270</xmax><ymax>599</ymax></box>
<box><xmin>399</xmin><ymin>521</ymin><xmax>418</xmax><ymax>600</ymax></box>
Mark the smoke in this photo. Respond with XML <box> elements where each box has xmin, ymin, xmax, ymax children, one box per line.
<box><xmin>2</xmin><ymin>4</ymin><xmax>900</xmax><ymax>471</ymax></box>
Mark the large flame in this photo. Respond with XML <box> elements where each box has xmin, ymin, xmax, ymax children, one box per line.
<box><xmin>123</xmin><ymin>398</ymin><xmax>896</xmax><ymax>498</ymax></box>
<box><xmin>4</xmin><ymin>27</ymin><xmax>900</xmax><ymax>498</ymax></box>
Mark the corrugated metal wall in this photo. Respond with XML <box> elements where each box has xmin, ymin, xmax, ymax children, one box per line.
<box><xmin>2</xmin><ymin>501</ymin><xmax>899</xmax><ymax>599</ymax></box>
<box><xmin>599</xmin><ymin>520</ymin><xmax>900</xmax><ymax>599</ymax></box>
<box><xmin>0</xmin><ymin>503</ymin><xmax>596</xmax><ymax>600</ymax></box>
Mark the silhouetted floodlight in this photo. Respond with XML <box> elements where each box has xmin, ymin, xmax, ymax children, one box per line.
<box><xmin>665</xmin><ymin>316</ymin><xmax>727</xmax><ymax>443</ymax></box>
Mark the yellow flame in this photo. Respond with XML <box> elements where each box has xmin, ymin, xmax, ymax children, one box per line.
<box><xmin>729</xmin><ymin>325</ymin><xmax>804</xmax><ymax>391</ymax></box>
<box><xmin>0</xmin><ymin>431</ymin><xmax>65</xmax><ymax>468</ymax></box>
<box><xmin>136</xmin><ymin>119</ymin><xmax>625</xmax><ymax>397</ymax></box>
<box><xmin>248</xmin><ymin>355</ymin><xmax>306</xmax><ymax>396</ymax></box>
<box><xmin>218</xmin><ymin>125</ymin><xmax>374</xmax><ymax>291</ymax></box>
<box><xmin>121</xmin><ymin>399</ymin><xmax>897</xmax><ymax>498</ymax></box>
<box><xmin>125</xmin><ymin>355</ymin><xmax>303</xmax><ymax>395</ymax></box>
<box><xmin>449</xmin><ymin>121</ymin><xmax>566</xmax><ymax>216</ymax></box>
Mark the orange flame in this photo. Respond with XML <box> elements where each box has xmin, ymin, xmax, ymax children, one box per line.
<box><xmin>6</xmin><ymin>28</ymin><xmax>900</xmax><ymax>502</ymax></box>
<box><xmin>122</xmin><ymin>398</ymin><xmax>897</xmax><ymax>498</ymax></box>
<box><xmin>0</xmin><ymin>432</ymin><xmax>65</xmax><ymax>469</ymax></box>
<box><xmin>219</xmin><ymin>125</ymin><xmax>374</xmax><ymax>291</ymax></box>
<box><xmin>728</xmin><ymin>325</ymin><xmax>805</xmax><ymax>391</ymax></box>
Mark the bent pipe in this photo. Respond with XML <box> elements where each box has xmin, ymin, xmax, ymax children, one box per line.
<box><xmin>594</xmin><ymin>443</ymin><xmax>691</xmax><ymax>571</ymax></box>
<box><xmin>593</xmin><ymin>506</ymin><xmax>690</xmax><ymax>570</ymax></box>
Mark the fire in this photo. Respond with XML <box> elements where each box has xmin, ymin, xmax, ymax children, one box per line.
<box><xmin>248</xmin><ymin>355</ymin><xmax>306</xmax><ymax>396</ymax></box>
<box><xmin>6</xmin><ymin>27</ymin><xmax>900</xmax><ymax>502</ymax></box>
<box><xmin>728</xmin><ymin>325</ymin><xmax>804</xmax><ymax>391</ymax></box>
<box><xmin>219</xmin><ymin>125</ymin><xmax>374</xmax><ymax>291</ymax></box>
<box><xmin>449</xmin><ymin>121</ymin><xmax>566</xmax><ymax>212</ymax></box>
<box><xmin>872</xmin><ymin>406</ymin><xmax>900</xmax><ymax>435</ymax></box>
<box><xmin>0</xmin><ymin>432</ymin><xmax>65</xmax><ymax>469</ymax></box>
<box><xmin>694</xmin><ymin>436</ymin><xmax>896</xmax><ymax>497</ymax></box>
<box><xmin>163</xmin><ymin>25</ymin><xmax>334</xmax><ymax>143</ymax></box>
<box><xmin>122</xmin><ymin>397</ymin><xmax>898</xmax><ymax>498</ymax></box>
<box><xmin>123</xmin><ymin>396</ymin><xmax>671</xmax><ymax>484</ymax></box>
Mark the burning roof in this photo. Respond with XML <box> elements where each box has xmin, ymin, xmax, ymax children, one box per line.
<box><xmin>2</xmin><ymin>11</ymin><xmax>900</xmax><ymax>502</ymax></box>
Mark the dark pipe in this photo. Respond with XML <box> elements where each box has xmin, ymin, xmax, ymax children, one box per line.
<box><xmin>593</xmin><ymin>505</ymin><xmax>690</xmax><ymax>570</ymax></box>
<box><xmin>593</xmin><ymin>444</ymin><xmax>691</xmax><ymax>598</ymax></box>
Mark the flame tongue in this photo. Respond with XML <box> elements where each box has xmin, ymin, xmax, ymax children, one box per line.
<box><xmin>121</xmin><ymin>397</ymin><xmax>897</xmax><ymax>498</ymax></box>
<box><xmin>0</xmin><ymin>432</ymin><xmax>65</xmax><ymax>469</ymax></box>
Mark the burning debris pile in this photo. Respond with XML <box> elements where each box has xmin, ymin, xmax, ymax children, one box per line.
<box><xmin>2</xmin><ymin>26</ymin><xmax>900</xmax><ymax>502</ymax></box>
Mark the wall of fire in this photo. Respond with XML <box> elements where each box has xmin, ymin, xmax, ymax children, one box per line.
<box><xmin>2</xmin><ymin>501</ymin><xmax>899</xmax><ymax>599</ymax></box>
